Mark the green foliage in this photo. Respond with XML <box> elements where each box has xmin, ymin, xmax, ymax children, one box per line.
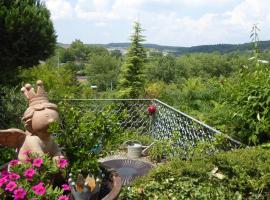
<box><xmin>0</xmin><ymin>86</ymin><xmax>26</xmax><ymax>165</ymax></box>
<box><xmin>0</xmin><ymin>87</ymin><xmax>27</xmax><ymax>166</ymax></box>
<box><xmin>148</xmin><ymin>133</ymin><xmax>219</xmax><ymax>163</ymax></box>
<box><xmin>145</xmin><ymin>52</ymin><xmax>244</xmax><ymax>86</ymax></box>
<box><xmin>49</xmin><ymin>102</ymin><xmax>124</xmax><ymax>175</ymax></box>
<box><xmin>0</xmin><ymin>86</ymin><xmax>27</xmax><ymax>129</ymax></box>
<box><xmin>115</xmin><ymin>131</ymin><xmax>154</xmax><ymax>148</ymax></box>
<box><xmin>86</xmin><ymin>53</ymin><xmax>121</xmax><ymax>91</ymax></box>
<box><xmin>144</xmin><ymin>51</ymin><xmax>270</xmax><ymax>146</ymax></box>
<box><xmin>20</xmin><ymin>63</ymin><xmax>80</xmax><ymax>99</ymax></box>
<box><xmin>60</xmin><ymin>40</ymin><xmax>109</xmax><ymax>71</ymax></box>
<box><xmin>145</xmin><ymin>55</ymin><xmax>177</xmax><ymax>83</ymax></box>
<box><xmin>0</xmin><ymin>0</ymin><xmax>56</xmax><ymax>85</ymax></box>
<box><xmin>120</xmin><ymin>147</ymin><xmax>270</xmax><ymax>199</ymax></box>
<box><xmin>118</xmin><ymin>21</ymin><xmax>147</xmax><ymax>98</ymax></box>
<box><xmin>216</xmin><ymin>66</ymin><xmax>270</xmax><ymax>145</ymax></box>
<box><xmin>0</xmin><ymin>147</ymin><xmax>15</xmax><ymax>166</ymax></box>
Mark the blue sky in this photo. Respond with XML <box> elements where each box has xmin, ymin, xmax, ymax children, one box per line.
<box><xmin>44</xmin><ymin>0</ymin><xmax>270</xmax><ymax>46</ymax></box>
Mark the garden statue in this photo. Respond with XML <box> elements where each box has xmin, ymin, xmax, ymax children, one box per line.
<box><xmin>0</xmin><ymin>80</ymin><xmax>64</xmax><ymax>162</ymax></box>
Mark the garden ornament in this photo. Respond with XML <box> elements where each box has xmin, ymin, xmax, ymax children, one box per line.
<box><xmin>0</xmin><ymin>80</ymin><xmax>64</xmax><ymax>162</ymax></box>
<box><xmin>147</xmin><ymin>105</ymin><xmax>157</xmax><ymax>115</ymax></box>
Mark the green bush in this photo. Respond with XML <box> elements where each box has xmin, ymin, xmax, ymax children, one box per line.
<box><xmin>20</xmin><ymin>63</ymin><xmax>80</xmax><ymax>99</ymax></box>
<box><xmin>119</xmin><ymin>147</ymin><xmax>270</xmax><ymax>199</ymax></box>
<box><xmin>49</xmin><ymin>101</ymin><xmax>125</xmax><ymax>176</ymax></box>
<box><xmin>208</xmin><ymin>66</ymin><xmax>270</xmax><ymax>145</ymax></box>
<box><xmin>0</xmin><ymin>87</ymin><xmax>27</xmax><ymax>165</ymax></box>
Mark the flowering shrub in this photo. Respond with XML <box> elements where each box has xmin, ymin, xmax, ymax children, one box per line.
<box><xmin>0</xmin><ymin>151</ymin><xmax>70</xmax><ymax>200</ymax></box>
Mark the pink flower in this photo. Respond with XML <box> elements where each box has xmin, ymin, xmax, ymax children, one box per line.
<box><xmin>58</xmin><ymin>158</ymin><xmax>68</xmax><ymax>169</ymax></box>
<box><xmin>23</xmin><ymin>150</ymin><xmax>32</xmax><ymax>156</ymax></box>
<box><xmin>58</xmin><ymin>195</ymin><xmax>69</xmax><ymax>200</ymax></box>
<box><xmin>32</xmin><ymin>182</ymin><xmax>46</xmax><ymax>195</ymax></box>
<box><xmin>9</xmin><ymin>159</ymin><xmax>19</xmax><ymax>167</ymax></box>
<box><xmin>24</xmin><ymin>168</ymin><xmax>35</xmax><ymax>180</ymax></box>
<box><xmin>32</xmin><ymin>158</ymin><xmax>43</xmax><ymax>168</ymax></box>
<box><xmin>25</xmin><ymin>157</ymin><xmax>33</xmax><ymax>163</ymax></box>
<box><xmin>23</xmin><ymin>150</ymin><xmax>33</xmax><ymax>163</ymax></box>
<box><xmin>5</xmin><ymin>181</ymin><xmax>17</xmax><ymax>192</ymax></box>
<box><xmin>0</xmin><ymin>176</ymin><xmax>8</xmax><ymax>187</ymax></box>
<box><xmin>14</xmin><ymin>188</ymin><xmax>27</xmax><ymax>200</ymax></box>
<box><xmin>9</xmin><ymin>172</ymin><xmax>20</xmax><ymax>180</ymax></box>
<box><xmin>1</xmin><ymin>169</ymin><xmax>9</xmax><ymax>178</ymax></box>
<box><xmin>61</xmin><ymin>184</ymin><xmax>71</xmax><ymax>191</ymax></box>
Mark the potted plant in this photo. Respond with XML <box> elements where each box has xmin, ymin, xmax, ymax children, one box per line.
<box><xmin>48</xmin><ymin>102</ymin><xmax>123</xmax><ymax>200</ymax></box>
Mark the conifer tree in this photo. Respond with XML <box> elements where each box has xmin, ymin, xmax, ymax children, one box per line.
<box><xmin>0</xmin><ymin>0</ymin><xmax>56</xmax><ymax>85</ymax></box>
<box><xmin>118</xmin><ymin>21</ymin><xmax>147</xmax><ymax>98</ymax></box>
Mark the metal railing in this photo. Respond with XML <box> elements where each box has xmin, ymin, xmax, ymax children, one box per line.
<box><xmin>151</xmin><ymin>99</ymin><xmax>220</xmax><ymax>145</ymax></box>
<box><xmin>56</xmin><ymin>99</ymin><xmax>224</xmax><ymax>145</ymax></box>
<box><xmin>1</xmin><ymin>98</ymin><xmax>240</xmax><ymax>147</ymax></box>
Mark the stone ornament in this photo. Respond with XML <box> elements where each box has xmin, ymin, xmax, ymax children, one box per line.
<box><xmin>0</xmin><ymin>80</ymin><xmax>63</xmax><ymax>162</ymax></box>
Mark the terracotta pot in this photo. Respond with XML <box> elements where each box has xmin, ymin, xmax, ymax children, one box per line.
<box><xmin>101</xmin><ymin>170</ymin><xmax>122</xmax><ymax>200</ymax></box>
<box><xmin>70</xmin><ymin>164</ymin><xmax>122</xmax><ymax>200</ymax></box>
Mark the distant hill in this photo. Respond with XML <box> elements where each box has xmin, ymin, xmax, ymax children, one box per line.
<box><xmin>59</xmin><ymin>40</ymin><xmax>270</xmax><ymax>55</ymax></box>
<box><xmin>106</xmin><ymin>41</ymin><xmax>270</xmax><ymax>55</ymax></box>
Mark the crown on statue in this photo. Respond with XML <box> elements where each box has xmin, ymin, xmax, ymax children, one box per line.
<box><xmin>21</xmin><ymin>80</ymin><xmax>49</xmax><ymax>106</ymax></box>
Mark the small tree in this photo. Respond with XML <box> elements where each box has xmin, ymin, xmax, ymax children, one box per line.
<box><xmin>117</xmin><ymin>21</ymin><xmax>147</xmax><ymax>98</ymax></box>
<box><xmin>0</xmin><ymin>0</ymin><xmax>56</xmax><ymax>85</ymax></box>
<box><xmin>250</xmin><ymin>24</ymin><xmax>260</xmax><ymax>58</ymax></box>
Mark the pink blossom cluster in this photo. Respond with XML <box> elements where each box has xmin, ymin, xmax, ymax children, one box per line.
<box><xmin>0</xmin><ymin>170</ymin><xmax>26</xmax><ymax>200</ymax></box>
<box><xmin>0</xmin><ymin>151</ymin><xmax>70</xmax><ymax>200</ymax></box>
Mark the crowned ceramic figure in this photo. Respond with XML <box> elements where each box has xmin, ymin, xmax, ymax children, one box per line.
<box><xmin>0</xmin><ymin>80</ymin><xmax>64</xmax><ymax>162</ymax></box>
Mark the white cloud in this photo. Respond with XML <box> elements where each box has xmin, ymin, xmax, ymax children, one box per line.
<box><xmin>47</xmin><ymin>0</ymin><xmax>270</xmax><ymax>45</ymax></box>
<box><xmin>141</xmin><ymin>0</ymin><xmax>270</xmax><ymax>45</ymax></box>
<box><xmin>225</xmin><ymin>0</ymin><xmax>270</xmax><ymax>27</ymax></box>
<box><xmin>44</xmin><ymin>0</ymin><xmax>73</xmax><ymax>20</ymax></box>
<box><xmin>180</xmin><ymin>0</ymin><xmax>235</xmax><ymax>7</ymax></box>
<box><xmin>74</xmin><ymin>0</ymin><xmax>143</xmax><ymax>21</ymax></box>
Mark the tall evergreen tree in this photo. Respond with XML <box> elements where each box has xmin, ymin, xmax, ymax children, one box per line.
<box><xmin>118</xmin><ymin>21</ymin><xmax>147</xmax><ymax>98</ymax></box>
<box><xmin>0</xmin><ymin>0</ymin><xmax>56</xmax><ymax>85</ymax></box>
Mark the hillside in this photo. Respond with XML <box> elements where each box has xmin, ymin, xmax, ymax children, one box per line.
<box><xmin>106</xmin><ymin>41</ymin><xmax>270</xmax><ymax>55</ymax></box>
<box><xmin>59</xmin><ymin>40</ymin><xmax>270</xmax><ymax>55</ymax></box>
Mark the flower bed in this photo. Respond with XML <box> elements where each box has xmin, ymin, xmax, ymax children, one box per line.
<box><xmin>0</xmin><ymin>151</ymin><xmax>69</xmax><ymax>200</ymax></box>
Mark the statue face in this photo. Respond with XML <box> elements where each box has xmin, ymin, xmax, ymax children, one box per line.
<box><xmin>31</xmin><ymin>108</ymin><xmax>59</xmax><ymax>134</ymax></box>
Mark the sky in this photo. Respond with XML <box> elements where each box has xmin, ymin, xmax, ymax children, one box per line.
<box><xmin>44</xmin><ymin>0</ymin><xmax>270</xmax><ymax>46</ymax></box>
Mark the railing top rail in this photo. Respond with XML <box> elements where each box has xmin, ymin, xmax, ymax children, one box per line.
<box><xmin>153</xmin><ymin>99</ymin><xmax>221</xmax><ymax>134</ymax></box>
